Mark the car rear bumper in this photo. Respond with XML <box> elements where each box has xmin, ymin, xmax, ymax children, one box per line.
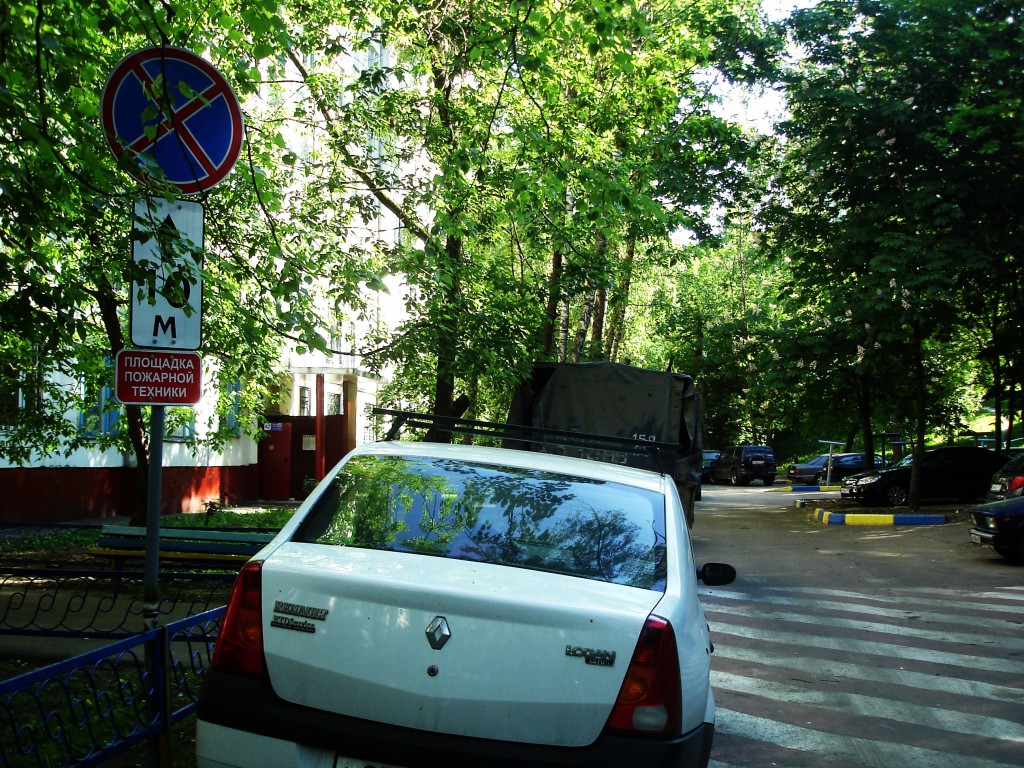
<box><xmin>196</xmin><ymin>669</ymin><xmax>714</xmax><ymax>768</ymax></box>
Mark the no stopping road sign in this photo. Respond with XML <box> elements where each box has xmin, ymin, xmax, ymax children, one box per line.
<box><xmin>101</xmin><ymin>47</ymin><xmax>244</xmax><ymax>194</ymax></box>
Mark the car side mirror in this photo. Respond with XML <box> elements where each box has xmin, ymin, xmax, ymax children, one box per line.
<box><xmin>697</xmin><ymin>562</ymin><xmax>736</xmax><ymax>586</ymax></box>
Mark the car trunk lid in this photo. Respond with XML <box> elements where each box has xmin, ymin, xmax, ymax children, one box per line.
<box><xmin>260</xmin><ymin>544</ymin><xmax>661</xmax><ymax>747</ymax></box>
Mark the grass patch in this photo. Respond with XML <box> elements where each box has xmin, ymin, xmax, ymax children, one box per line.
<box><xmin>165</xmin><ymin>505</ymin><xmax>296</xmax><ymax>530</ymax></box>
<box><xmin>0</xmin><ymin>527</ymin><xmax>100</xmax><ymax>558</ymax></box>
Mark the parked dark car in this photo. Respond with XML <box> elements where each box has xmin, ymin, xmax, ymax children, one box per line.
<box><xmin>701</xmin><ymin>450</ymin><xmax>721</xmax><ymax>483</ymax></box>
<box><xmin>985</xmin><ymin>452</ymin><xmax>1024</xmax><ymax>501</ymax></box>
<box><xmin>785</xmin><ymin>454</ymin><xmax>829</xmax><ymax>484</ymax></box>
<box><xmin>970</xmin><ymin>495</ymin><xmax>1024</xmax><ymax>562</ymax></box>
<box><xmin>786</xmin><ymin>453</ymin><xmax>884</xmax><ymax>485</ymax></box>
<box><xmin>840</xmin><ymin>446</ymin><xmax>1005</xmax><ymax>506</ymax></box>
<box><xmin>818</xmin><ymin>453</ymin><xmax>885</xmax><ymax>484</ymax></box>
<box><xmin>710</xmin><ymin>445</ymin><xmax>776</xmax><ymax>486</ymax></box>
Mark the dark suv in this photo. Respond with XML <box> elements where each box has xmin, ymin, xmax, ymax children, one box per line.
<box><xmin>710</xmin><ymin>445</ymin><xmax>776</xmax><ymax>486</ymax></box>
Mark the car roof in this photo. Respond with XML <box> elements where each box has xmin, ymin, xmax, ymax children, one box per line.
<box><xmin>348</xmin><ymin>439</ymin><xmax>669</xmax><ymax>493</ymax></box>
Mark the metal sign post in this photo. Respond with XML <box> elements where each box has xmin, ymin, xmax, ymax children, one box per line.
<box><xmin>145</xmin><ymin>406</ymin><xmax>166</xmax><ymax>629</ymax></box>
<box><xmin>102</xmin><ymin>45</ymin><xmax>241</xmax><ymax>768</ymax></box>
<box><xmin>818</xmin><ymin>440</ymin><xmax>845</xmax><ymax>485</ymax></box>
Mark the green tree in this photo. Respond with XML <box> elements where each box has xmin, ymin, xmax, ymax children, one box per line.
<box><xmin>768</xmin><ymin>0</ymin><xmax>1024</xmax><ymax>504</ymax></box>
<box><xmin>0</xmin><ymin>0</ymin><xmax>382</xmax><ymax>518</ymax></box>
<box><xmin>1</xmin><ymin>0</ymin><xmax>782</xmax><ymax>521</ymax></box>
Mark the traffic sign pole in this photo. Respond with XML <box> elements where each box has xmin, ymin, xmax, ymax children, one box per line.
<box><xmin>101</xmin><ymin>51</ymin><xmax>239</xmax><ymax>761</ymax></box>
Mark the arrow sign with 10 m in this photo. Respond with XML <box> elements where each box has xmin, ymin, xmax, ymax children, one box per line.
<box><xmin>131</xmin><ymin>198</ymin><xmax>204</xmax><ymax>350</ymax></box>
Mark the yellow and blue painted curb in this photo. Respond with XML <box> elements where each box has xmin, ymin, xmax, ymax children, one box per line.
<box><xmin>795</xmin><ymin>499</ymin><xmax>945</xmax><ymax>526</ymax></box>
<box><xmin>774</xmin><ymin>487</ymin><xmax>839</xmax><ymax>493</ymax></box>
<box><xmin>794</xmin><ymin>501</ymin><xmax>946</xmax><ymax>528</ymax></box>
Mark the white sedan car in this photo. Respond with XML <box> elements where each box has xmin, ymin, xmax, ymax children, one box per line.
<box><xmin>196</xmin><ymin>437</ymin><xmax>734</xmax><ymax>768</ymax></box>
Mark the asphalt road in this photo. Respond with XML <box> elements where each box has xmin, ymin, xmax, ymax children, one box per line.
<box><xmin>691</xmin><ymin>483</ymin><xmax>1020</xmax><ymax>590</ymax></box>
<box><xmin>690</xmin><ymin>483</ymin><xmax>1024</xmax><ymax>768</ymax></box>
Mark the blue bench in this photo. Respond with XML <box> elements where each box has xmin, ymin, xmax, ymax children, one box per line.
<box><xmin>87</xmin><ymin>524</ymin><xmax>277</xmax><ymax>569</ymax></box>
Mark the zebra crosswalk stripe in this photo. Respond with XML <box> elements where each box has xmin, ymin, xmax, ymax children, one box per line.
<box><xmin>699</xmin><ymin>585</ymin><xmax>1024</xmax><ymax>768</ymax></box>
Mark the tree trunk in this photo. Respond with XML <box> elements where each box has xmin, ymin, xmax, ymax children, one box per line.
<box><xmin>428</xmin><ymin>234</ymin><xmax>463</xmax><ymax>442</ymax></box>
<box><xmin>540</xmin><ymin>246</ymin><xmax>564</xmax><ymax>356</ymax></box>
<box><xmin>908</xmin><ymin>320</ymin><xmax>927</xmax><ymax>510</ymax></box>
<box><xmin>558</xmin><ymin>296</ymin><xmax>570</xmax><ymax>362</ymax></box>
<box><xmin>857</xmin><ymin>367</ymin><xmax>874</xmax><ymax>471</ymax></box>
<box><xmin>993</xmin><ymin>357</ymin><xmax>1003</xmax><ymax>451</ymax></box>
<box><xmin>570</xmin><ymin>287</ymin><xmax>596</xmax><ymax>362</ymax></box>
<box><xmin>94</xmin><ymin>276</ymin><xmax>150</xmax><ymax>525</ymax></box>
<box><xmin>604</xmin><ymin>238</ymin><xmax>635</xmax><ymax>360</ymax></box>
<box><xmin>590</xmin><ymin>285</ymin><xmax>606</xmax><ymax>359</ymax></box>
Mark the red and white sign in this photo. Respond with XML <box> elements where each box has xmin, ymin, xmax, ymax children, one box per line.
<box><xmin>115</xmin><ymin>349</ymin><xmax>202</xmax><ymax>406</ymax></box>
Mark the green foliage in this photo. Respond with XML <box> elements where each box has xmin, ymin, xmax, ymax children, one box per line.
<box><xmin>0</xmin><ymin>0</ymin><xmax>386</xmax><ymax>464</ymax></box>
<box><xmin>165</xmin><ymin>506</ymin><xmax>296</xmax><ymax>529</ymax></box>
<box><xmin>0</xmin><ymin>526</ymin><xmax>101</xmax><ymax>556</ymax></box>
<box><xmin>755</xmin><ymin>0</ymin><xmax>1024</xmax><ymax>454</ymax></box>
<box><xmin>13</xmin><ymin>0</ymin><xmax>1012</xmax><ymax>472</ymax></box>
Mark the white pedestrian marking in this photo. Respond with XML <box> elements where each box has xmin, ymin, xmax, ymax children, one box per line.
<box><xmin>716</xmin><ymin>709</ymin><xmax>1023</xmax><ymax>768</ymax></box>
<box><xmin>703</xmin><ymin>586</ymin><xmax>1024</xmax><ymax>767</ymax></box>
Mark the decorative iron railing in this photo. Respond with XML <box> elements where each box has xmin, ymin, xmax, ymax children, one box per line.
<box><xmin>0</xmin><ymin>569</ymin><xmax>234</xmax><ymax>638</ymax></box>
<box><xmin>0</xmin><ymin>607</ymin><xmax>223</xmax><ymax>767</ymax></box>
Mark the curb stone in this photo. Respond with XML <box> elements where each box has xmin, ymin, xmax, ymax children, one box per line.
<box><xmin>795</xmin><ymin>499</ymin><xmax>946</xmax><ymax>526</ymax></box>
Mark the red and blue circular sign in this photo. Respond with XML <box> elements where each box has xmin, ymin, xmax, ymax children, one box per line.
<box><xmin>101</xmin><ymin>47</ymin><xmax>244</xmax><ymax>194</ymax></box>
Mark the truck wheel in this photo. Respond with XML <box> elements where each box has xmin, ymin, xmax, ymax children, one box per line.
<box><xmin>730</xmin><ymin>469</ymin><xmax>741</xmax><ymax>486</ymax></box>
<box><xmin>764</xmin><ymin>476</ymin><xmax>775</xmax><ymax>486</ymax></box>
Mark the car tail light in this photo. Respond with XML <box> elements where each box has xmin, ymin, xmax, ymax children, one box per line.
<box><xmin>1007</xmin><ymin>476</ymin><xmax>1024</xmax><ymax>495</ymax></box>
<box><xmin>212</xmin><ymin>561</ymin><xmax>267</xmax><ymax>678</ymax></box>
<box><xmin>605</xmin><ymin>616</ymin><xmax>682</xmax><ymax>737</ymax></box>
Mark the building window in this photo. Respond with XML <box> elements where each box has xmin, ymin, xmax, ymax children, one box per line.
<box><xmin>299</xmin><ymin>386</ymin><xmax>311</xmax><ymax>416</ymax></box>
<box><xmin>327</xmin><ymin>392</ymin><xmax>342</xmax><ymax>415</ymax></box>
<box><xmin>0</xmin><ymin>363</ymin><xmax>21</xmax><ymax>427</ymax></box>
<box><xmin>165</xmin><ymin>408</ymin><xmax>196</xmax><ymax>442</ymax></box>
<box><xmin>222</xmin><ymin>379</ymin><xmax>243</xmax><ymax>436</ymax></box>
<box><xmin>330</xmin><ymin>321</ymin><xmax>345</xmax><ymax>354</ymax></box>
<box><xmin>1</xmin><ymin>356</ymin><xmax>43</xmax><ymax>427</ymax></box>
<box><xmin>79</xmin><ymin>381</ymin><xmax>118</xmax><ymax>436</ymax></box>
<box><xmin>330</xmin><ymin>319</ymin><xmax>357</xmax><ymax>355</ymax></box>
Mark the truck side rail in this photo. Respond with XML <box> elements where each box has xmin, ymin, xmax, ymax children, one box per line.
<box><xmin>373</xmin><ymin>408</ymin><xmax>681</xmax><ymax>476</ymax></box>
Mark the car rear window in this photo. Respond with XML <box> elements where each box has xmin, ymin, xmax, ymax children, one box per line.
<box><xmin>999</xmin><ymin>453</ymin><xmax>1024</xmax><ymax>474</ymax></box>
<box><xmin>293</xmin><ymin>454</ymin><xmax>668</xmax><ymax>591</ymax></box>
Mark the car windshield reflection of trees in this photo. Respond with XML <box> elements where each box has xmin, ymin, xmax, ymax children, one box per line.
<box><xmin>294</xmin><ymin>455</ymin><xmax>667</xmax><ymax>591</ymax></box>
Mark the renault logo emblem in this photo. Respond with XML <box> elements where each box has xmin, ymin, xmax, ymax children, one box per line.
<box><xmin>426</xmin><ymin>616</ymin><xmax>451</xmax><ymax>650</ymax></box>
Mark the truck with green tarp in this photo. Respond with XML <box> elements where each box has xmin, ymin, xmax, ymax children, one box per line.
<box><xmin>506</xmin><ymin>361</ymin><xmax>703</xmax><ymax>527</ymax></box>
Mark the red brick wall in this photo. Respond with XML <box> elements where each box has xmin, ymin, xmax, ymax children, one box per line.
<box><xmin>0</xmin><ymin>464</ymin><xmax>260</xmax><ymax>525</ymax></box>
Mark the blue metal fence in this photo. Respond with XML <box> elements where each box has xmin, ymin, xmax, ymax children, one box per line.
<box><xmin>0</xmin><ymin>607</ymin><xmax>224</xmax><ymax>767</ymax></box>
